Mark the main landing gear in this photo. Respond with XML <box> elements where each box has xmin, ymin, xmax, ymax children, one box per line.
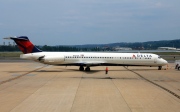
<box><xmin>79</xmin><ymin>66</ymin><xmax>84</xmax><ymax>71</ymax></box>
<box><xmin>85</xmin><ymin>67</ymin><xmax>90</xmax><ymax>71</ymax></box>
<box><xmin>158</xmin><ymin>66</ymin><xmax>162</xmax><ymax>70</ymax></box>
<box><xmin>79</xmin><ymin>66</ymin><xmax>90</xmax><ymax>71</ymax></box>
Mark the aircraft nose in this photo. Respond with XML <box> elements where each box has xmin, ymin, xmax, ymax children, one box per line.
<box><xmin>163</xmin><ymin>59</ymin><xmax>168</xmax><ymax>64</ymax></box>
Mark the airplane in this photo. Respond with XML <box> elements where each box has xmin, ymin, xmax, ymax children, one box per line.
<box><xmin>4</xmin><ymin>36</ymin><xmax>168</xmax><ymax>71</ymax></box>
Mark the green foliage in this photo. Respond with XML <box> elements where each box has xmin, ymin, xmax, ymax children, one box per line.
<box><xmin>0</xmin><ymin>52</ymin><xmax>22</xmax><ymax>57</ymax></box>
<box><xmin>1</xmin><ymin>39</ymin><xmax>180</xmax><ymax>52</ymax></box>
<box><xmin>0</xmin><ymin>45</ymin><xmax>19</xmax><ymax>51</ymax></box>
<box><xmin>40</xmin><ymin>45</ymin><xmax>80</xmax><ymax>51</ymax></box>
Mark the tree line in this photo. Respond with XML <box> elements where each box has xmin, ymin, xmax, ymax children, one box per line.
<box><xmin>0</xmin><ymin>45</ymin><xmax>101</xmax><ymax>52</ymax></box>
<box><xmin>1</xmin><ymin>39</ymin><xmax>179</xmax><ymax>52</ymax></box>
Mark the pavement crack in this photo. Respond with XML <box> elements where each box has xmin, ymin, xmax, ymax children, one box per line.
<box><xmin>124</xmin><ymin>67</ymin><xmax>180</xmax><ymax>100</ymax></box>
<box><xmin>0</xmin><ymin>65</ymin><xmax>47</xmax><ymax>86</ymax></box>
<box><xmin>111</xmin><ymin>78</ymin><xmax>133</xmax><ymax>112</ymax></box>
<box><xmin>69</xmin><ymin>72</ymin><xmax>83</xmax><ymax>112</ymax></box>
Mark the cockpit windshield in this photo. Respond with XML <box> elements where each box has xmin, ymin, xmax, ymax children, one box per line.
<box><xmin>158</xmin><ymin>56</ymin><xmax>161</xmax><ymax>59</ymax></box>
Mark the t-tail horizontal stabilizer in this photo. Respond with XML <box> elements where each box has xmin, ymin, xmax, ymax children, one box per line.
<box><xmin>4</xmin><ymin>36</ymin><xmax>42</xmax><ymax>54</ymax></box>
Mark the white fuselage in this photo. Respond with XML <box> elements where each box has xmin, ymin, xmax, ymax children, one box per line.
<box><xmin>20</xmin><ymin>52</ymin><xmax>168</xmax><ymax>67</ymax></box>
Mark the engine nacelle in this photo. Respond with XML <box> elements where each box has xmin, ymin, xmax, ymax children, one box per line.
<box><xmin>43</xmin><ymin>55</ymin><xmax>64</xmax><ymax>64</ymax></box>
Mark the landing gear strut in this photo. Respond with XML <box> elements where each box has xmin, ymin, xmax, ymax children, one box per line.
<box><xmin>79</xmin><ymin>66</ymin><xmax>84</xmax><ymax>71</ymax></box>
<box><xmin>158</xmin><ymin>66</ymin><xmax>162</xmax><ymax>70</ymax></box>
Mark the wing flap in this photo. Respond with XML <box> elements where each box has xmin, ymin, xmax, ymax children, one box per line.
<box><xmin>75</xmin><ymin>61</ymin><xmax>105</xmax><ymax>66</ymax></box>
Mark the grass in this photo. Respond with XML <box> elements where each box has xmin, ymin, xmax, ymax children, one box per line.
<box><xmin>0</xmin><ymin>52</ymin><xmax>22</xmax><ymax>57</ymax></box>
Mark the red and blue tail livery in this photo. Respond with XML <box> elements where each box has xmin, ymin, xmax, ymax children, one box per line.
<box><xmin>4</xmin><ymin>36</ymin><xmax>42</xmax><ymax>54</ymax></box>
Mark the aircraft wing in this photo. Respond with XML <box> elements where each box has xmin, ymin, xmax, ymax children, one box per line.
<box><xmin>75</xmin><ymin>61</ymin><xmax>105</xmax><ymax>66</ymax></box>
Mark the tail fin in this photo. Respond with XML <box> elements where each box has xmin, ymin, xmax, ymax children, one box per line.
<box><xmin>4</xmin><ymin>36</ymin><xmax>42</xmax><ymax>54</ymax></box>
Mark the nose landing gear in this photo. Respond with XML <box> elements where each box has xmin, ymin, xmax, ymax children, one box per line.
<box><xmin>158</xmin><ymin>66</ymin><xmax>162</xmax><ymax>70</ymax></box>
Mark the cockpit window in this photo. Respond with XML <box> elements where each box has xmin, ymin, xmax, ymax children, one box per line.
<box><xmin>158</xmin><ymin>56</ymin><xmax>161</xmax><ymax>59</ymax></box>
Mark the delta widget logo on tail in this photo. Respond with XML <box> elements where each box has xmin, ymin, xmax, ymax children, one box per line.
<box><xmin>5</xmin><ymin>36</ymin><xmax>42</xmax><ymax>54</ymax></box>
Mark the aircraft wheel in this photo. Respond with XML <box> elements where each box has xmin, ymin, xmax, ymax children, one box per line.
<box><xmin>158</xmin><ymin>66</ymin><xmax>162</xmax><ymax>70</ymax></box>
<box><xmin>79</xmin><ymin>66</ymin><xmax>84</xmax><ymax>71</ymax></box>
<box><xmin>85</xmin><ymin>67</ymin><xmax>90</xmax><ymax>71</ymax></box>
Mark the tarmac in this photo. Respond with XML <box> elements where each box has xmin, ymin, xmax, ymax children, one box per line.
<box><xmin>0</xmin><ymin>61</ymin><xmax>180</xmax><ymax>112</ymax></box>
